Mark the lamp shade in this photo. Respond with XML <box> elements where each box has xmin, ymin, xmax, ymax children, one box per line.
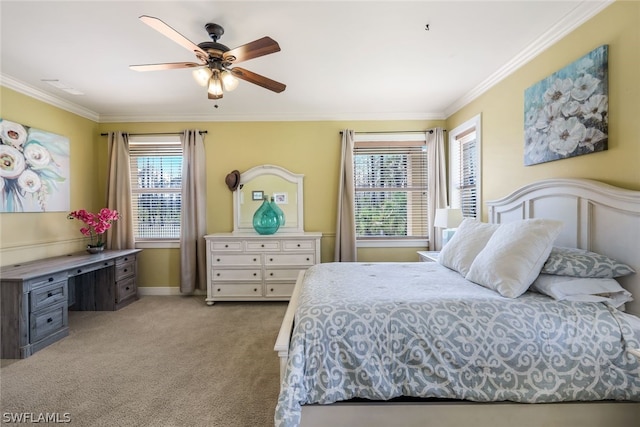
<box><xmin>434</xmin><ymin>208</ymin><xmax>463</xmax><ymax>228</ymax></box>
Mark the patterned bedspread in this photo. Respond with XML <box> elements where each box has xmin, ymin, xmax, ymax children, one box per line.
<box><xmin>275</xmin><ymin>262</ymin><xmax>640</xmax><ymax>427</ymax></box>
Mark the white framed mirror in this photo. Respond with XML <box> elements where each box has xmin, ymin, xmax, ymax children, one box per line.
<box><xmin>233</xmin><ymin>165</ymin><xmax>304</xmax><ymax>233</ymax></box>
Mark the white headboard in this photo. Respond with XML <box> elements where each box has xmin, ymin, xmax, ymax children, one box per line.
<box><xmin>487</xmin><ymin>178</ymin><xmax>640</xmax><ymax>316</ymax></box>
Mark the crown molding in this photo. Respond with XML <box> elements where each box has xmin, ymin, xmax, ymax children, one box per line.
<box><xmin>97</xmin><ymin>111</ymin><xmax>446</xmax><ymax>123</ymax></box>
<box><xmin>0</xmin><ymin>74</ymin><xmax>100</xmax><ymax>122</ymax></box>
<box><xmin>443</xmin><ymin>0</ymin><xmax>614</xmax><ymax>118</ymax></box>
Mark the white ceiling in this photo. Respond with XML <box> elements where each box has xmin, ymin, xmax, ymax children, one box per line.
<box><xmin>0</xmin><ymin>0</ymin><xmax>611</xmax><ymax>123</ymax></box>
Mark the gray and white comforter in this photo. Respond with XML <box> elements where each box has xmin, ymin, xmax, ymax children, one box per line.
<box><xmin>275</xmin><ymin>262</ymin><xmax>640</xmax><ymax>427</ymax></box>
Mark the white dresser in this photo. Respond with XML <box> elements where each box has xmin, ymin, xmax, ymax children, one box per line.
<box><xmin>204</xmin><ymin>232</ymin><xmax>321</xmax><ymax>305</ymax></box>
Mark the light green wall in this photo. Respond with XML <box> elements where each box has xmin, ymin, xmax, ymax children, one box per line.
<box><xmin>98</xmin><ymin>119</ymin><xmax>444</xmax><ymax>286</ymax></box>
<box><xmin>446</xmin><ymin>0</ymin><xmax>640</xmax><ymax>220</ymax></box>
<box><xmin>2</xmin><ymin>1</ymin><xmax>638</xmax><ymax>288</ymax></box>
<box><xmin>0</xmin><ymin>88</ymin><xmax>100</xmax><ymax>263</ymax></box>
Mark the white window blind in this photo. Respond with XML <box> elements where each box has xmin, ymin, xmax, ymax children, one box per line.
<box><xmin>353</xmin><ymin>136</ymin><xmax>429</xmax><ymax>240</ymax></box>
<box><xmin>450</xmin><ymin>127</ymin><xmax>480</xmax><ymax>219</ymax></box>
<box><xmin>128</xmin><ymin>137</ymin><xmax>182</xmax><ymax>240</ymax></box>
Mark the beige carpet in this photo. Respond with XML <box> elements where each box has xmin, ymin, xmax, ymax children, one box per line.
<box><xmin>0</xmin><ymin>296</ymin><xmax>288</xmax><ymax>427</ymax></box>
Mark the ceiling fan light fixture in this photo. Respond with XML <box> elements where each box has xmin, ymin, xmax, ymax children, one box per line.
<box><xmin>221</xmin><ymin>70</ymin><xmax>239</xmax><ymax>91</ymax></box>
<box><xmin>192</xmin><ymin>67</ymin><xmax>213</xmax><ymax>87</ymax></box>
<box><xmin>207</xmin><ymin>70</ymin><xmax>223</xmax><ymax>97</ymax></box>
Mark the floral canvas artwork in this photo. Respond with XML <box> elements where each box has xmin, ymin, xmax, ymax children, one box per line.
<box><xmin>0</xmin><ymin>119</ymin><xmax>70</xmax><ymax>212</ymax></box>
<box><xmin>524</xmin><ymin>45</ymin><xmax>608</xmax><ymax>166</ymax></box>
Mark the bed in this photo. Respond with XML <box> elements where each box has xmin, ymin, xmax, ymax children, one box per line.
<box><xmin>274</xmin><ymin>178</ymin><xmax>640</xmax><ymax>427</ymax></box>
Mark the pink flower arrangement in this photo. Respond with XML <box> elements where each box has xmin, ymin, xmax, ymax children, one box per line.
<box><xmin>68</xmin><ymin>208</ymin><xmax>120</xmax><ymax>247</ymax></box>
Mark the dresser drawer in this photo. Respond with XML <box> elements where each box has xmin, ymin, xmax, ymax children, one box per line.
<box><xmin>30</xmin><ymin>280</ymin><xmax>67</xmax><ymax>312</ymax></box>
<box><xmin>212</xmin><ymin>254</ymin><xmax>261</xmax><ymax>266</ymax></box>
<box><xmin>116</xmin><ymin>276</ymin><xmax>137</xmax><ymax>302</ymax></box>
<box><xmin>30</xmin><ymin>301</ymin><xmax>68</xmax><ymax>343</ymax></box>
<box><xmin>211</xmin><ymin>268</ymin><xmax>262</xmax><ymax>282</ymax></box>
<box><xmin>265</xmin><ymin>253</ymin><xmax>315</xmax><ymax>266</ymax></box>
<box><xmin>246</xmin><ymin>240</ymin><xmax>280</xmax><ymax>251</ymax></box>
<box><xmin>211</xmin><ymin>241</ymin><xmax>243</xmax><ymax>251</ymax></box>
<box><xmin>212</xmin><ymin>284</ymin><xmax>262</xmax><ymax>297</ymax></box>
<box><xmin>265</xmin><ymin>283</ymin><xmax>295</xmax><ymax>297</ymax></box>
<box><xmin>283</xmin><ymin>240</ymin><xmax>317</xmax><ymax>251</ymax></box>
<box><xmin>115</xmin><ymin>260</ymin><xmax>135</xmax><ymax>281</ymax></box>
<box><xmin>265</xmin><ymin>268</ymin><xmax>303</xmax><ymax>282</ymax></box>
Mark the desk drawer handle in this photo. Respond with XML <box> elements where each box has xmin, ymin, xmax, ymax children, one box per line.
<box><xmin>297</xmin><ymin>244</ymin><xmax>301</xmax><ymax>247</ymax></box>
<box><xmin>253</xmin><ymin>288</ymin><xmax>258</xmax><ymax>292</ymax></box>
<box><xmin>47</xmin><ymin>318</ymin><xmax>53</xmax><ymax>323</ymax></box>
<box><xmin>253</xmin><ymin>258</ymin><xmax>257</xmax><ymax>262</ymax></box>
<box><xmin>270</xmin><ymin>273</ymin><xmax>274</xmax><ymax>276</ymax></box>
<box><xmin>47</xmin><ymin>292</ymin><xmax>53</xmax><ymax>298</ymax></box>
<box><xmin>216</xmin><ymin>273</ymin><xmax>220</xmax><ymax>277</ymax></box>
<box><xmin>48</xmin><ymin>277</ymin><xmax>54</xmax><ymax>282</ymax></box>
<box><xmin>125</xmin><ymin>286</ymin><xmax>130</xmax><ymax>291</ymax></box>
<box><xmin>77</xmin><ymin>269</ymin><xmax>82</xmax><ymax>274</ymax></box>
<box><xmin>123</xmin><ymin>269</ymin><xmax>128</xmax><ymax>273</ymax></box>
<box><xmin>224</xmin><ymin>244</ymin><xmax>229</xmax><ymax>248</ymax></box>
<box><xmin>261</xmin><ymin>244</ymin><xmax>265</xmax><ymax>248</ymax></box>
<box><xmin>104</xmin><ymin>262</ymin><xmax>109</xmax><ymax>266</ymax></box>
<box><xmin>123</xmin><ymin>257</ymin><xmax>129</xmax><ymax>261</ymax></box>
<box><xmin>217</xmin><ymin>288</ymin><xmax>221</xmax><ymax>292</ymax></box>
<box><xmin>216</xmin><ymin>258</ymin><xmax>221</xmax><ymax>262</ymax></box>
<box><xmin>253</xmin><ymin>273</ymin><xmax>257</xmax><ymax>276</ymax></box>
<box><xmin>269</xmin><ymin>258</ymin><xmax>273</xmax><ymax>262</ymax></box>
<box><xmin>270</xmin><ymin>288</ymin><xmax>274</xmax><ymax>292</ymax></box>
<box><xmin>306</xmin><ymin>258</ymin><xmax>310</xmax><ymax>261</ymax></box>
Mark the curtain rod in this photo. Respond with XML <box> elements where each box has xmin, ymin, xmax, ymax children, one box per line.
<box><xmin>339</xmin><ymin>129</ymin><xmax>445</xmax><ymax>135</ymax></box>
<box><xmin>100</xmin><ymin>131</ymin><xmax>208</xmax><ymax>136</ymax></box>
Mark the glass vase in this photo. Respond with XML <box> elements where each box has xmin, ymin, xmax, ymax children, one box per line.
<box><xmin>253</xmin><ymin>197</ymin><xmax>280</xmax><ymax>235</ymax></box>
<box><xmin>270</xmin><ymin>197</ymin><xmax>286</xmax><ymax>227</ymax></box>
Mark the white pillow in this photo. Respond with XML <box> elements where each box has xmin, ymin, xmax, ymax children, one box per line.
<box><xmin>465</xmin><ymin>219</ymin><xmax>563</xmax><ymax>298</ymax></box>
<box><xmin>437</xmin><ymin>218</ymin><xmax>500</xmax><ymax>276</ymax></box>
<box><xmin>531</xmin><ymin>274</ymin><xmax>633</xmax><ymax>309</ymax></box>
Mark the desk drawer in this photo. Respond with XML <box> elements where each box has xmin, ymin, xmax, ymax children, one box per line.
<box><xmin>29</xmin><ymin>272</ymin><xmax>67</xmax><ymax>290</ymax></box>
<box><xmin>116</xmin><ymin>276</ymin><xmax>137</xmax><ymax>302</ymax></box>
<box><xmin>265</xmin><ymin>253</ymin><xmax>315</xmax><ymax>266</ymax></box>
<box><xmin>115</xmin><ymin>260</ymin><xmax>135</xmax><ymax>281</ymax></box>
<box><xmin>30</xmin><ymin>280</ymin><xmax>67</xmax><ymax>312</ymax></box>
<box><xmin>30</xmin><ymin>302</ymin><xmax>68</xmax><ymax>343</ymax></box>
<box><xmin>212</xmin><ymin>254</ymin><xmax>261</xmax><ymax>266</ymax></box>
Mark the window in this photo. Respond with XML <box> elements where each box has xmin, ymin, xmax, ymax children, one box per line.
<box><xmin>128</xmin><ymin>136</ymin><xmax>182</xmax><ymax>242</ymax></box>
<box><xmin>449</xmin><ymin>115</ymin><xmax>481</xmax><ymax>219</ymax></box>
<box><xmin>353</xmin><ymin>133</ymin><xmax>429</xmax><ymax>247</ymax></box>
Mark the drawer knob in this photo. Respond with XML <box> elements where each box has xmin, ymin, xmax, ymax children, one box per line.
<box><xmin>269</xmin><ymin>258</ymin><xmax>273</xmax><ymax>262</ymax></box>
<box><xmin>125</xmin><ymin>286</ymin><xmax>130</xmax><ymax>291</ymax></box>
<box><xmin>270</xmin><ymin>288</ymin><xmax>274</xmax><ymax>292</ymax></box>
<box><xmin>47</xmin><ymin>318</ymin><xmax>53</xmax><ymax>323</ymax></box>
<box><xmin>124</xmin><ymin>257</ymin><xmax>129</xmax><ymax>261</ymax></box>
<box><xmin>253</xmin><ymin>288</ymin><xmax>258</xmax><ymax>292</ymax></box>
<box><xmin>216</xmin><ymin>273</ymin><xmax>220</xmax><ymax>277</ymax></box>
<box><xmin>104</xmin><ymin>262</ymin><xmax>109</xmax><ymax>266</ymax></box>
<box><xmin>77</xmin><ymin>269</ymin><xmax>82</xmax><ymax>274</ymax></box>
<box><xmin>225</xmin><ymin>244</ymin><xmax>229</xmax><ymax>248</ymax></box>
<box><xmin>297</xmin><ymin>244</ymin><xmax>301</xmax><ymax>247</ymax></box>
<box><xmin>47</xmin><ymin>292</ymin><xmax>53</xmax><ymax>298</ymax></box>
<box><xmin>216</xmin><ymin>258</ymin><xmax>221</xmax><ymax>262</ymax></box>
<box><xmin>261</xmin><ymin>244</ymin><xmax>265</xmax><ymax>248</ymax></box>
<box><xmin>217</xmin><ymin>288</ymin><xmax>221</xmax><ymax>292</ymax></box>
<box><xmin>48</xmin><ymin>277</ymin><xmax>54</xmax><ymax>282</ymax></box>
<box><xmin>123</xmin><ymin>269</ymin><xmax>128</xmax><ymax>273</ymax></box>
<box><xmin>253</xmin><ymin>258</ymin><xmax>257</xmax><ymax>262</ymax></box>
<box><xmin>306</xmin><ymin>258</ymin><xmax>310</xmax><ymax>261</ymax></box>
<box><xmin>253</xmin><ymin>273</ymin><xmax>257</xmax><ymax>276</ymax></box>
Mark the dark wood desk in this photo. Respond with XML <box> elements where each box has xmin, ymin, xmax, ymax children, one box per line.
<box><xmin>0</xmin><ymin>249</ymin><xmax>141</xmax><ymax>359</ymax></box>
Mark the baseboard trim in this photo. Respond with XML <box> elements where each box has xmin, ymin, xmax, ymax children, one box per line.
<box><xmin>137</xmin><ymin>287</ymin><xmax>206</xmax><ymax>296</ymax></box>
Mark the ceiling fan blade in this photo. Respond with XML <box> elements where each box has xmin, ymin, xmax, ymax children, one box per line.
<box><xmin>208</xmin><ymin>92</ymin><xmax>223</xmax><ymax>100</ymax></box>
<box><xmin>223</xmin><ymin>37</ymin><xmax>281</xmax><ymax>63</ymax></box>
<box><xmin>139</xmin><ymin>15</ymin><xmax>208</xmax><ymax>60</ymax></box>
<box><xmin>129</xmin><ymin>62</ymin><xmax>204</xmax><ymax>72</ymax></box>
<box><xmin>231</xmin><ymin>67</ymin><xmax>286</xmax><ymax>93</ymax></box>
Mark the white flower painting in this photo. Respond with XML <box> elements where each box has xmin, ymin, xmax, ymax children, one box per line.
<box><xmin>0</xmin><ymin>119</ymin><xmax>70</xmax><ymax>212</ymax></box>
<box><xmin>524</xmin><ymin>45</ymin><xmax>608</xmax><ymax>166</ymax></box>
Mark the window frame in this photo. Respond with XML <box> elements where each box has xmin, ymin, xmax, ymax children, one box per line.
<box><xmin>448</xmin><ymin>114</ymin><xmax>482</xmax><ymax>220</ymax></box>
<box><xmin>128</xmin><ymin>135</ymin><xmax>182</xmax><ymax>249</ymax></box>
<box><xmin>353</xmin><ymin>132</ymin><xmax>429</xmax><ymax>248</ymax></box>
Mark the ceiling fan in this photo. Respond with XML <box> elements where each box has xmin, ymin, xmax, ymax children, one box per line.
<box><xmin>130</xmin><ymin>15</ymin><xmax>286</xmax><ymax>100</ymax></box>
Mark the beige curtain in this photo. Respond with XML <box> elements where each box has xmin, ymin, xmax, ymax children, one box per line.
<box><xmin>180</xmin><ymin>130</ymin><xmax>207</xmax><ymax>293</ymax></box>
<box><xmin>426</xmin><ymin>128</ymin><xmax>448</xmax><ymax>250</ymax></box>
<box><xmin>334</xmin><ymin>130</ymin><xmax>357</xmax><ymax>262</ymax></box>
<box><xmin>106</xmin><ymin>132</ymin><xmax>134</xmax><ymax>249</ymax></box>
